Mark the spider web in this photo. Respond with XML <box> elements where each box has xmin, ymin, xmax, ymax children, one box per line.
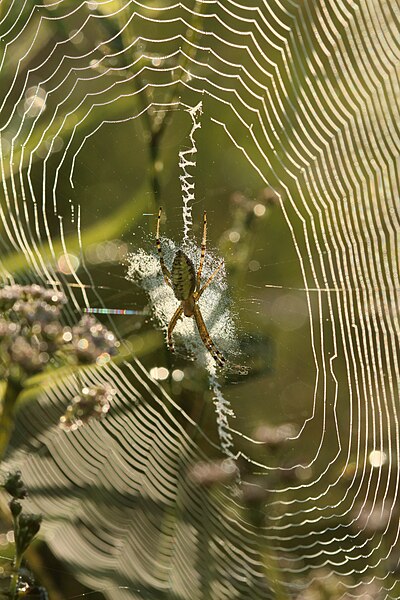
<box><xmin>0</xmin><ymin>1</ymin><xmax>399</xmax><ymax>599</ymax></box>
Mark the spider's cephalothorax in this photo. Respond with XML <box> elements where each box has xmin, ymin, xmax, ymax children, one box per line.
<box><xmin>156</xmin><ymin>208</ymin><xmax>225</xmax><ymax>367</ymax></box>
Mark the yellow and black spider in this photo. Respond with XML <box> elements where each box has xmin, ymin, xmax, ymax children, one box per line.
<box><xmin>156</xmin><ymin>207</ymin><xmax>226</xmax><ymax>367</ymax></box>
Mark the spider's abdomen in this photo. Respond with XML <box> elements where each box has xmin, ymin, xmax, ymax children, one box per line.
<box><xmin>171</xmin><ymin>250</ymin><xmax>196</xmax><ymax>301</ymax></box>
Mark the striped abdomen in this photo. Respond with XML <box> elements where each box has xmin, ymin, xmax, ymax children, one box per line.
<box><xmin>171</xmin><ymin>250</ymin><xmax>196</xmax><ymax>301</ymax></box>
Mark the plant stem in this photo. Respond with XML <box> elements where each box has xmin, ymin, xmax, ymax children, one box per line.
<box><xmin>149</xmin><ymin>125</ymin><xmax>163</xmax><ymax>206</ymax></box>
<box><xmin>8</xmin><ymin>551</ymin><xmax>22</xmax><ymax>599</ymax></box>
<box><xmin>9</xmin><ymin>510</ymin><xmax>22</xmax><ymax>600</ymax></box>
<box><xmin>0</xmin><ymin>379</ymin><xmax>22</xmax><ymax>463</ymax></box>
<box><xmin>262</xmin><ymin>548</ymin><xmax>290</xmax><ymax>600</ymax></box>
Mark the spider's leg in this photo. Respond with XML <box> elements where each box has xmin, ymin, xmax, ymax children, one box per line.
<box><xmin>196</xmin><ymin>211</ymin><xmax>207</xmax><ymax>289</ymax></box>
<box><xmin>193</xmin><ymin>304</ymin><xmax>225</xmax><ymax>367</ymax></box>
<box><xmin>195</xmin><ymin>260</ymin><xmax>224</xmax><ymax>301</ymax></box>
<box><xmin>156</xmin><ymin>207</ymin><xmax>172</xmax><ymax>287</ymax></box>
<box><xmin>167</xmin><ymin>306</ymin><xmax>183</xmax><ymax>353</ymax></box>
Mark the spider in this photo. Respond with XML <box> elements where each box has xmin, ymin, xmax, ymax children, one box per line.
<box><xmin>156</xmin><ymin>207</ymin><xmax>226</xmax><ymax>367</ymax></box>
